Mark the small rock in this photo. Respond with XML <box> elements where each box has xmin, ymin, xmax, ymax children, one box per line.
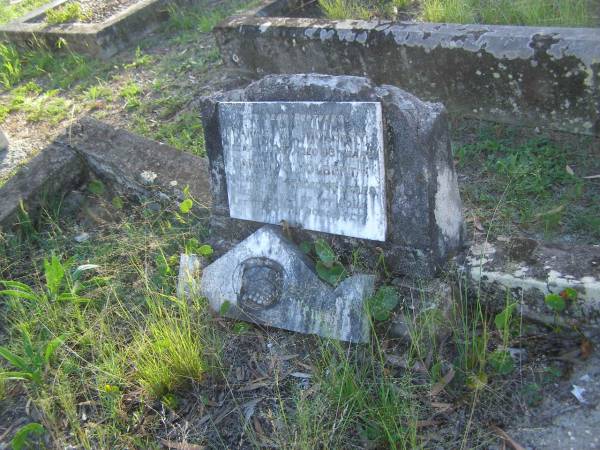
<box><xmin>74</xmin><ymin>232</ymin><xmax>90</xmax><ymax>243</ymax></box>
<box><xmin>389</xmin><ymin>313</ymin><xmax>412</xmax><ymax>341</ymax></box>
<box><xmin>139</xmin><ymin>170</ymin><xmax>158</xmax><ymax>185</ymax></box>
<box><xmin>0</xmin><ymin>129</ymin><xmax>8</xmax><ymax>152</ymax></box>
<box><xmin>571</xmin><ymin>385</ymin><xmax>586</xmax><ymax>403</ymax></box>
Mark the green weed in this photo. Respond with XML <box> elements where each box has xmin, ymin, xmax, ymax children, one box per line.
<box><xmin>0</xmin><ymin>0</ymin><xmax>48</xmax><ymax>25</ymax></box>
<box><xmin>119</xmin><ymin>81</ymin><xmax>142</xmax><ymax>109</ymax></box>
<box><xmin>45</xmin><ymin>2</ymin><xmax>90</xmax><ymax>24</ymax></box>
<box><xmin>422</xmin><ymin>0</ymin><xmax>593</xmax><ymax>26</ymax></box>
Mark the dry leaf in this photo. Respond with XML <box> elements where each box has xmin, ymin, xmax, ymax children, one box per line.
<box><xmin>430</xmin><ymin>367</ymin><xmax>455</xmax><ymax>397</ymax></box>
<box><xmin>416</xmin><ymin>419</ymin><xmax>441</xmax><ymax>428</ymax></box>
<box><xmin>431</xmin><ymin>402</ymin><xmax>453</xmax><ymax>413</ymax></box>
<box><xmin>473</xmin><ymin>216</ymin><xmax>485</xmax><ymax>232</ymax></box>
<box><xmin>159</xmin><ymin>438</ymin><xmax>205</xmax><ymax>450</ymax></box>
<box><xmin>238</xmin><ymin>381</ymin><xmax>269</xmax><ymax>392</ymax></box>
<box><xmin>490</xmin><ymin>425</ymin><xmax>525</xmax><ymax>450</ymax></box>
<box><xmin>581</xmin><ymin>338</ymin><xmax>593</xmax><ymax>359</ymax></box>
<box><xmin>534</xmin><ymin>204</ymin><xmax>564</xmax><ymax>218</ymax></box>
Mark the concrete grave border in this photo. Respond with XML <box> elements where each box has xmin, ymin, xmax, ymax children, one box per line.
<box><xmin>0</xmin><ymin>0</ymin><xmax>200</xmax><ymax>58</ymax></box>
<box><xmin>0</xmin><ymin>117</ymin><xmax>211</xmax><ymax>233</ymax></box>
<box><xmin>214</xmin><ymin>0</ymin><xmax>600</xmax><ymax>135</ymax></box>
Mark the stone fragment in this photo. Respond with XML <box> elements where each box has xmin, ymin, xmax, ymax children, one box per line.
<box><xmin>0</xmin><ymin>129</ymin><xmax>8</xmax><ymax>152</ymax></box>
<box><xmin>199</xmin><ymin>225</ymin><xmax>375</xmax><ymax>343</ymax></box>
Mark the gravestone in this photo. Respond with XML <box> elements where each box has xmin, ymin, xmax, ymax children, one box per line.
<box><xmin>191</xmin><ymin>74</ymin><xmax>465</xmax><ymax>342</ymax></box>
<box><xmin>200</xmin><ymin>74</ymin><xmax>465</xmax><ymax>277</ymax></box>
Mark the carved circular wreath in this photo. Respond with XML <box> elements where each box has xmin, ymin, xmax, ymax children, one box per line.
<box><xmin>238</xmin><ymin>257</ymin><xmax>285</xmax><ymax>311</ymax></box>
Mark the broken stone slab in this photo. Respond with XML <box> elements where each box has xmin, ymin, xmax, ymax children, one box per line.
<box><xmin>0</xmin><ymin>129</ymin><xmax>7</xmax><ymax>152</ymax></box>
<box><xmin>464</xmin><ymin>237</ymin><xmax>600</xmax><ymax>331</ymax></box>
<box><xmin>195</xmin><ymin>225</ymin><xmax>375</xmax><ymax>343</ymax></box>
<box><xmin>65</xmin><ymin>117</ymin><xmax>212</xmax><ymax>208</ymax></box>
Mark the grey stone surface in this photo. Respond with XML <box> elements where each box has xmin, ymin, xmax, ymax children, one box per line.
<box><xmin>215</xmin><ymin>0</ymin><xmax>600</xmax><ymax>136</ymax></box>
<box><xmin>199</xmin><ymin>225</ymin><xmax>375</xmax><ymax>343</ymax></box>
<box><xmin>0</xmin><ymin>130</ymin><xmax>7</xmax><ymax>152</ymax></box>
<box><xmin>200</xmin><ymin>74</ymin><xmax>465</xmax><ymax>277</ymax></box>
<box><xmin>0</xmin><ymin>143</ymin><xmax>85</xmax><ymax>231</ymax></box>
<box><xmin>67</xmin><ymin>117</ymin><xmax>211</xmax><ymax>207</ymax></box>
<box><xmin>219</xmin><ymin>101</ymin><xmax>386</xmax><ymax>241</ymax></box>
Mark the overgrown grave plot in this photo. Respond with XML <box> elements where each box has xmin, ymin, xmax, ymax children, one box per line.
<box><xmin>0</xmin><ymin>0</ymin><xmax>224</xmax><ymax>58</ymax></box>
<box><xmin>0</xmin><ymin>118</ymin><xmax>597</xmax><ymax>449</ymax></box>
<box><xmin>215</xmin><ymin>0</ymin><xmax>600</xmax><ymax>136</ymax></box>
<box><xmin>0</xmin><ymin>0</ymin><xmax>256</xmax><ymax>188</ymax></box>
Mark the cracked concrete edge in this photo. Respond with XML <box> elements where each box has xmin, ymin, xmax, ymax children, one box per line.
<box><xmin>0</xmin><ymin>142</ymin><xmax>87</xmax><ymax>232</ymax></box>
<box><xmin>215</xmin><ymin>0</ymin><xmax>600</xmax><ymax>136</ymax></box>
<box><xmin>463</xmin><ymin>238</ymin><xmax>600</xmax><ymax>331</ymax></box>
<box><xmin>64</xmin><ymin>117</ymin><xmax>212</xmax><ymax>209</ymax></box>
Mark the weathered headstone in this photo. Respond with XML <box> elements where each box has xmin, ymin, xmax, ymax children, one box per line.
<box><xmin>190</xmin><ymin>74</ymin><xmax>465</xmax><ymax>342</ymax></box>
<box><xmin>201</xmin><ymin>74</ymin><xmax>464</xmax><ymax>277</ymax></box>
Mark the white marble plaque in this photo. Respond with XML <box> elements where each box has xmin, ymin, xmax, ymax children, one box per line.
<box><xmin>218</xmin><ymin>101</ymin><xmax>387</xmax><ymax>241</ymax></box>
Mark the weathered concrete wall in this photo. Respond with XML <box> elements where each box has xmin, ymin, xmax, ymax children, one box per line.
<box><xmin>215</xmin><ymin>2</ymin><xmax>600</xmax><ymax>135</ymax></box>
<box><xmin>0</xmin><ymin>0</ymin><xmax>198</xmax><ymax>58</ymax></box>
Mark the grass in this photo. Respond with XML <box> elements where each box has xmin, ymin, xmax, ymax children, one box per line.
<box><xmin>0</xmin><ymin>0</ymin><xmax>49</xmax><ymax>25</ymax></box>
<box><xmin>0</xmin><ymin>183</ymin><xmax>217</xmax><ymax>447</ymax></box>
<box><xmin>318</xmin><ymin>0</ymin><xmax>595</xmax><ymax>26</ymax></box>
<box><xmin>0</xmin><ymin>0</ymin><xmax>597</xmax><ymax>446</ymax></box>
<box><xmin>421</xmin><ymin>0</ymin><xmax>593</xmax><ymax>26</ymax></box>
<box><xmin>454</xmin><ymin>123</ymin><xmax>600</xmax><ymax>241</ymax></box>
<box><xmin>45</xmin><ymin>2</ymin><xmax>90</xmax><ymax>24</ymax></box>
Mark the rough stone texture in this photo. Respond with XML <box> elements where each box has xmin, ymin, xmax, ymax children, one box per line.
<box><xmin>0</xmin><ymin>130</ymin><xmax>7</xmax><ymax>152</ymax></box>
<box><xmin>199</xmin><ymin>225</ymin><xmax>375</xmax><ymax>342</ymax></box>
<box><xmin>67</xmin><ymin>117</ymin><xmax>211</xmax><ymax>207</ymax></box>
<box><xmin>0</xmin><ymin>143</ymin><xmax>86</xmax><ymax>231</ymax></box>
<box><xmin>200</xmin><ymin>74</ymin><xmax>465</xmax><ymax>277</ymax></box>
<box><xmin>464</xmin><ymin>237</ymin><xmax>600</xmax><ymax>331</ymax></box>
<box><xmin>219</xmin><ymin>101</ymin><xmax>387</xmax><ymax>241</ymax></box>
<box><xmin>215</xmin><ymin>0</ymin><xmax>600</xmax><ymax>136</ymax></box>
<box><xmin>0</xmin><ymin>0</ymin><xmax>202</xmax><ymax>58</ymax></box>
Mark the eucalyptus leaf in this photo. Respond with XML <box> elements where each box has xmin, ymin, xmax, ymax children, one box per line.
<box><xmin>315</xmin><ymin>239</ymin><xmax>336</xmax><ymax>268</ymax></box>
<box><xmin>367</xmin><ymin>286</ymin><xmax>399</xmax><ymax>321</ymax></box>
<box><xmin>316</xmin><ymin>261</ymin><xmax>346</xmax><ymax>286</ymax></box>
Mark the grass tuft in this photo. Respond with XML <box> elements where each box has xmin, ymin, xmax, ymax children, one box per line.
<box><xmin>45</xmin><ymin>2</ymin><xmax>90</xmax><ymax>25</ymax></box>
